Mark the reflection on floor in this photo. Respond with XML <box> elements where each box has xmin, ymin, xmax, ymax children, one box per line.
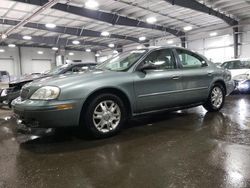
<box><xmin>0</xmin><ymin>95</ymin><xmax>250</xmax><ymax>188</ymax></box>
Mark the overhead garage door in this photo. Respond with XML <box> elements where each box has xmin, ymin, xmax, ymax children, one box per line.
<box><xmin>0</xmin><ymin>58</ymin><xmax>14</xmax><ymax>75</ymax></box>
<box><xmin>32</xmin><ymin>59</ymin><xmax>51</xmax><ymax>73</ymax></box>
<box><xmin>23</xmin><ymin>59</ymin><xmax>52</xmax><ymax>74</ymax></box>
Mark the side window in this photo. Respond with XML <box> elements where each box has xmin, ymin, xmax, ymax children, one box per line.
<box><xmin>221</xmin><ymin>62</ymin><xmax>229</xmax><ymax>69</ymax></box>
<box><xmin>88</xmin><ymin>65</ymin><xmax>96</xmax><ymax>70</ymax></box>
<box><xmin>223</xmin><ymin>62</ymin><xmax>234</xmax><ymax>69</ymax></box>
<box><xmin>143</xmin><ymin>49</ymin><xmax>176</xmax><ymax>70</ymax></box>
<box><xmin>233</xmin><ymin>61</ymin><xmax>241</xmax><ymax>69</ymax></box>
<box><xmin>176</xmin><ymin>49</ymin><xmax>207</xmax><ymax>69</ymax></box>
<box><xmin>224</xmin><ymin>61</ymin><xmax>239</xmax><ymax>69</ymax></box>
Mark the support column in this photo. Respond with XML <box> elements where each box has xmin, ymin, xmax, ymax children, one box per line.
<box><xmin>18</xmin><ymin>46</ymin><xmax>22</xmax><ymax>75</ymax></box>
<box><xmin>181</xmin><ymin>37</ymin><xmax>186</xmax><ymax>48</ymax></box>
<box><xmin>233</xmin><ymin>27</ymin><xmax>239</xmax><ymax>59</ymax></box>
<box><xmin>94</xmin><ymin>52</ymin><xmax>97</xmax><ymax>63</ymax></box>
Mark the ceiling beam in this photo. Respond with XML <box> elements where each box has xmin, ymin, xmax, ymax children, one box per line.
<box><xmin>164</xmin><ymin>0</ymin><xmax>238</xmax><ymax>26</ymax></box>
<box><xmin>11</xmin><ymin>0</ymin><xmax>184</xmax><ymax>37</ymax></box>
<box><xmin>0</xmin><ymin>18</ymin><xmax>143</xmax><ymax>43</ymax></box>
<box><xmin>4</xmin><ymin>0</ymin><xmax>59</xmax><ymax>37</ymax></box>
<box><xmin>0</xmin><ymin>42</ymin><xmax>92</xmax><ymax>52</ymax></box>
<box><xmin>7</xmin><ymin>33</ymin><xmax>122</xmax><ymax>50</ymax></box>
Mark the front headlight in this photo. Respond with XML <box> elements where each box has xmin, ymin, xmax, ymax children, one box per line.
<box><xmin>1</xmin><ymin>89</ymin><xmax>7</xmax><ymax>97</ymax></box>
<box><xmin>30</xmin><ymin>86</ymin><xmax>60</xmax><ymax>100</ymax></box>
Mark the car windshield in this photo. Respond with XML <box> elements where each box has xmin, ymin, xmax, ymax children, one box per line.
<box><xmin>222</xmin><ymin>60</ymin><xmax>250</xmax><ymax>69</ymax></box>
<box><xmin>96</xmin><ymin>50</ymin><xmax>147</xmax><ymax>71</ymax></box>
<box><xmin>45</xmin><ymin>64</ymin><xmax>71</xmax><ymax>75</ymax></box>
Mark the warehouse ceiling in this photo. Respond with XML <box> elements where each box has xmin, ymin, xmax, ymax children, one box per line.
<box><xmin>0</xmin><ymin>0</ymin><xmax>249</xmax><ymax>52</ymax></box>
<box><xmin>205</xmin><ymin>0</ymin><xmax>250</xmax><ymax>21</ymax></box>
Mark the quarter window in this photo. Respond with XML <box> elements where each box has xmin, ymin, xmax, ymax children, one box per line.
<box><xmin>176</xmin><ymin>49</ymin><xmax>207</xmax><ymax>69</ymax></box>
<box><xmin>142</xmin><ymin>49</ymin><xmax>176</xmax><ymax>70</ymax></box>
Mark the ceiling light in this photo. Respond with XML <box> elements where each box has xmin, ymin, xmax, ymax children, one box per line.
<box><xmin>69</xmin><ymin>52</ymin><xmax>74</xmax><ymax>56</ymax></box>
<box><xmin>85</xmin><ymin>48</ymin><xmax>91</xmax><ymax>52</ymax></box>
<box><xmin>139</xmin><ymin>36</ymin><xmax>146</xmax><ymax>41</ymax></box>
<box><xmin>1</xmin><ymin>34</ymin><xmax>7</xmax><ymax>39</ymax></box>
<box><xmin>72</xmin><ymin>40</ymin><xmax>80</xmax><ymax>45</ymax></box>
<box><xmin>23</xmin><ymin>35</ymin><xmax>32</xmax><ymax>40</ymax></box>
<box><xmin>108</xmin><ymin>43</ymin><xmax>115</xmax><ymax>48</ymax></box>
<box><xmin>95</xmin><ymin>53</ymin><xmax>100</xmax><ymax>57</ymax></box>
<box><xmin>0</xmin><ymin>49</ymin><xmax>5</xmax><ymax>53</ymax></box>
<box><xmin>113</xmin><ymin>50</ymin><xmax>118</xmax><ymax>54</ymax></box>
<box><xmin>8</xmin><ymin>44</ymin><xmax>16</xmax><ymax>48</ymax></box>
<box><xmin>52</xmin><ymin>47</ymin><xmax>58</xmax><ymax>51</ymax></box>
<box><xmin>37</xmin><ymin>51</ymin><xmax>43</xmax><ymax>54</ymax></box>
<box><xmin>210</xmin><ymin>32</ymin><xmax>218</xmax><ymax>37</ymax></box>
<box><xmin>45</xmin><ymin>23</ymin><xmax>56</xmax><ymax>28</ymax></box>
<box><xmin>85</xmin><ymin>0</ymin><xmax>99</xmax><ymax>10</ymax></box>
<box><xmin>167</xmin><ymin>40</ymin><xmax>174</xmax><ymax>44</ymax></box>
<box><xmin>101</xmin><ymin>31</ymin><xmax>110</xmax><ymax>37</ymax></box>
<box><xmin>183</xmin><ymin>26</ymin><xmax>193</xmax><ymax>31</ymax></box>
<box><xmin>137</xmin><ymin>45</ymin><xmax>143</xmax><ymax>50</ymax></box>
<box><xmin>146</xmin><ymin>17</ymin><xmax>157</xmax><ymax>24</ymax></box>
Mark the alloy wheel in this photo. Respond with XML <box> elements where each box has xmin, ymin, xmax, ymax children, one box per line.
<box><xmin>92</xmin><ymin>100</ymin><xmax>121</xmax><ymax>133</ymax></box>
<box><xmin>211</xmin><ymin>86</ymin><xmax>223</xmax><ymax>109</ymax></box>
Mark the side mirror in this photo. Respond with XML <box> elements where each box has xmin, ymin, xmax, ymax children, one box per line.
<box><xmin>138</xmin><ymin>63</ymin><xmax>157</xmax><ymax>72</ymax></box>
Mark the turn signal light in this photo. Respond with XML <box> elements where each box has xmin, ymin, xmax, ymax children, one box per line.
<box><xmin>56</xmin><ymin>104</ymin><xmax>74</xmax><ymax>110</ymax></box>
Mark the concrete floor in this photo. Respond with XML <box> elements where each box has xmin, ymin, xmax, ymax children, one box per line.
<box><xmin>0</xmin><ymin>95</ymin><xmax>250</xmax><ymax>188</ymax></box>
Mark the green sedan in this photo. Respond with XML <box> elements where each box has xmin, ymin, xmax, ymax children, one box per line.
<box><xmin>12</xmin><ymin>47</ymin><xmax>235</xmax><ymax>138</ymax></box>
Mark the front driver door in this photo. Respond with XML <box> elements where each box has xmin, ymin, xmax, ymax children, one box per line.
<box><xmin>133</xmin><ymin>49</ymin><xmax>183</xmax><ymax>113</ymax></box>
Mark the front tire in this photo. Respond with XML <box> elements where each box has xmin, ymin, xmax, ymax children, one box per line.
<box><xmin>203</xmin><ymin>84</ymin><xmax>225</xmax><ymax>112</ymax></box>
<box><xmin>82</xmin><ymin>93</ymin><xmax>127</xmax><ymax>138</ymax></box>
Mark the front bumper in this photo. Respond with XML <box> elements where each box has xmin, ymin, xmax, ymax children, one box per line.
<box><xmin>12</xmin><ymin>97</ymin><xmax>84</xmax><ymax>128</ymax></box>
<box><xmin>226</xmin><ymin>80</ymin><xmax>236</xmax><ymax>95</ymax></box>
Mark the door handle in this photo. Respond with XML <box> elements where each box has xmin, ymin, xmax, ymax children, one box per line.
<box><xmin>207</xmin><ymin>71</ymin><xmax>213</xmax><ymax>76</ymax></box>
<box><xmin>171</xmin><ymin>75</ymin><xmax>181</xmax><ymax>80</ymax></box>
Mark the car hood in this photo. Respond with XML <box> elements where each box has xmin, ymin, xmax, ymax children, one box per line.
<box><xmin>9</xmin><ymin>74</ymin><xmax>48</xmax><ymax>86</ymax></box>
<box><xmin>24</xmin><ymin>70</ymin><xmax>129</xmax><ymax>89</ymax></box>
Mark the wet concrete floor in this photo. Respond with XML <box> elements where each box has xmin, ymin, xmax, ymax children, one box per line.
<box><xmin>0</xmin><ymin>95</ymin><xmax>250</xmax><ymax>188</ymax></box>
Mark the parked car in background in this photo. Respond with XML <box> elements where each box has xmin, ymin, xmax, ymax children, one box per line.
<box><xmin>12</xmin><ymin>47</ymin><xmax>234</xmax><ymax>138</ymax></box>
<box><xmin>0</xmin><ymin>62</ymin><xmax>97</xmax><ymax>107</ymax></box>
<box><xmin>0</xmin><ymin>71</ymin><xmax>10</xmax><ymax>82</ymax></box>
<box><xmin>221</xmin><ymin>59</ymin><xmax>250</xmax><ymax>93</ymax></box>
<box><xmin>214</xmin><ymin>62</ymin><xmax>222</xmax><ymax>67</ymax></box>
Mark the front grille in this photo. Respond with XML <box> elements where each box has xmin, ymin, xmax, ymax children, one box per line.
<box><xmin>20</xmin><ymin>88</ymin><xmax>30</xmax><ymax>100</ymax></box>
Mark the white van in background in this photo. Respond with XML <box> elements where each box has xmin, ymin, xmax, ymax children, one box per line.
<box><xmin>221</xmin><ymin>59</ymin><xmax>250</xmax><ymax>93</ymax></box>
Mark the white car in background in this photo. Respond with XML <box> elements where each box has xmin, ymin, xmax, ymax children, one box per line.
<box><xmin>221</xmin><ymin>59</ymin><xmax>250</xmax><ymax>93</ymax></box>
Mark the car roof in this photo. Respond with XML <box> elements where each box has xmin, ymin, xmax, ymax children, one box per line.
<box><xmin>223</xmin><ymin>59</ymin><xmax>250</xmax><ymax>63</ymax></box>
<box><xmin>139</xmin><ymin>46</ymin><xmax>185</xmax><ymax>51</ymax></box>
<box><xmin>138</xmin><ymin>46</ymin><xmax>207</xmax><ymax>60</ymax></box>
<box><xmin>67</xmin><ymin>62</ymin><xmax>97</xmax><ymax>66</ymax></box>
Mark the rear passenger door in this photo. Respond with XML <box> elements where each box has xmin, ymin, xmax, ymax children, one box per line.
<box><xmin>175</xmin><ymin>49</ymin><xmax>213</xmax><ymax>104</ymax></box>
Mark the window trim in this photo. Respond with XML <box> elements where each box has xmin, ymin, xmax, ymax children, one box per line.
<box><xmin>174</xmin><ymin>48</ymin><xmax>208</xmax><ymax>69</ymax></box>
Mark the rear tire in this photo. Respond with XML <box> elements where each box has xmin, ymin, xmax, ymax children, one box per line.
<box><xmin>203</xmin><ymin>84</ymin><xmax>225</xmax><ymax>112</ymax></box>
<box><xmin>81</xmin><ymin>93</ymin><xmax>127</xmax><ymax>138</ymax></box>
